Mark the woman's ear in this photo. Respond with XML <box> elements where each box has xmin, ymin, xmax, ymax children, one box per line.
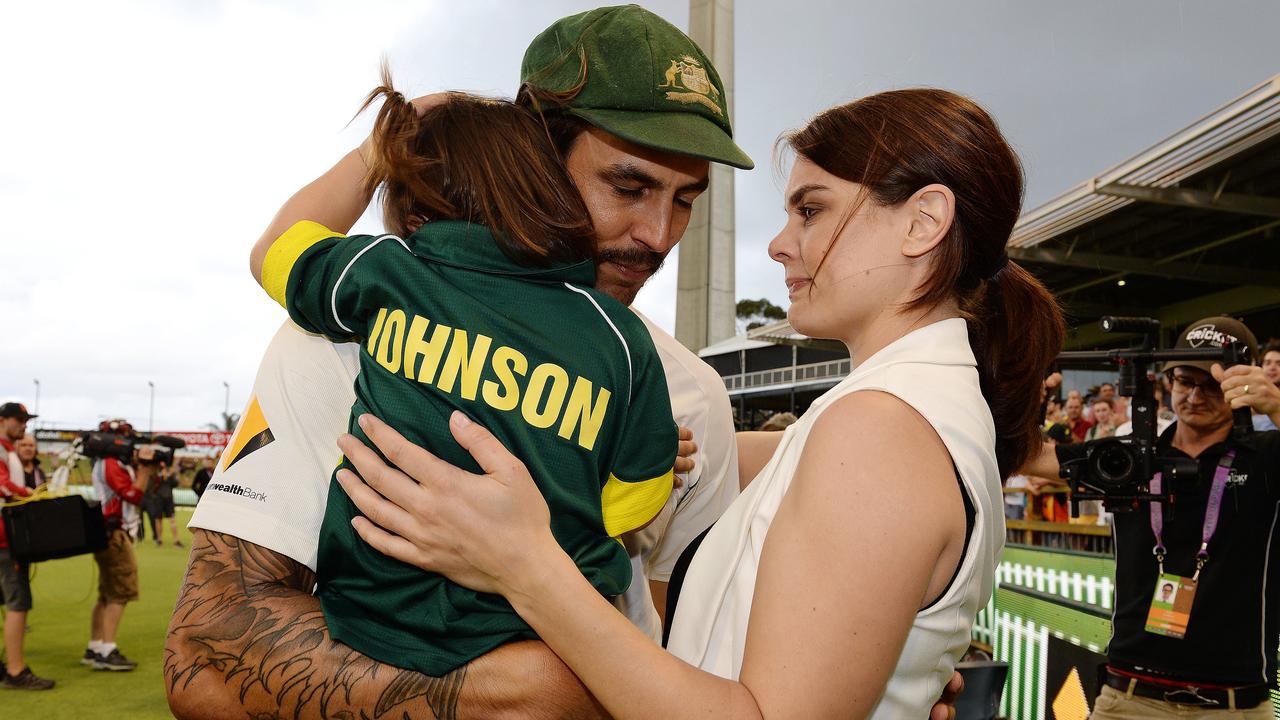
<box><xmin>902</xmin><ymin>184</ymin><xmax>955</xmax><ymax>258</ymax></box>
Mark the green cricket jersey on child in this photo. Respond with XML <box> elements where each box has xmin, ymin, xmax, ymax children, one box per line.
<box><xmin>261</xmin><ymin>219</ymin><xmax>677</xmax><ymax>675</ymax></box>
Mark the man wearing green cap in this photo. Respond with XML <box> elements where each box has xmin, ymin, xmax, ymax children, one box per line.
<box><xmin>168</xmin><ymin>7</ymin><xmax>751</xmax><ymax>718</ymax></box>
<box><xmin>167</xmin><ymin>7</ymin><xmax>958</xmax><ymax>719</ymax></box>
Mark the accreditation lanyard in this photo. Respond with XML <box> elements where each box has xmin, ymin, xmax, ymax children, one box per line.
<box><xmin>1149</xmin><ymin>450</ymin><xmax>1236</xmax><ymax>580</ymax></box>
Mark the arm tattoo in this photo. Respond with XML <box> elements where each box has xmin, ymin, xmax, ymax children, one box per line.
<box><xmin>164</xmin><ymin>530</ymin><xmax>465</xmax><ymax>719</ymax></box>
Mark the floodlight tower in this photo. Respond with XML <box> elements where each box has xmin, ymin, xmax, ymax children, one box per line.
<box><xmin>676</xmin><ymin>0</ymin><xmax>738</xmax><ymax>351</ymax></box>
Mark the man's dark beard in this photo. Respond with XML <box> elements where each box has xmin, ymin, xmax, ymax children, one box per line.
<box><xmin>597</xmin><ymin>248</ymin><xmax>666</xmax><ymax>277</ymax></box>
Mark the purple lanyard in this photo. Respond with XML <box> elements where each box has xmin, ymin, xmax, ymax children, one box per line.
<box><xmin>1149</xmin><ymin>449</ymin><xmax>1236</xmax><ymax>577</ymax></box>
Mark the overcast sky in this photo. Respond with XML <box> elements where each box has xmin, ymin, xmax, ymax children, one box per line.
<box><xmin>3</xmin><ymin>0</ymin><xmax>1278</xmax><ymax>431</ymax></box>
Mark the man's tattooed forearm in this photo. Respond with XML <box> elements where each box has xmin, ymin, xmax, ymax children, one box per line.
<box><xmin>377</xmin><ymin>668</ymin><xmax>466</xmax><ymax>719</ymax></box>
<box><xmin>164</xmin><ymin>531</ymin><xmax>466</xmax><ymax>719</ymax></box>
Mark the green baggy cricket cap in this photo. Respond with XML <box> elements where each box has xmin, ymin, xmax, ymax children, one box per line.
<box><xmin>521</xmin><ymin>4</ymin><xmax>754</xmax><ymax>170</ymax></box>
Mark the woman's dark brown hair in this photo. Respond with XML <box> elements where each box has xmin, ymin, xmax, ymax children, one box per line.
<box><xmin>358</xmin><ymin>69</ymin><xmax>594</xmax><ymax>267</ymax></box>
<box><xmin>785</xmin><ymin>88</ymin><xmax>1065</xmax><ymax>479</ymax></box>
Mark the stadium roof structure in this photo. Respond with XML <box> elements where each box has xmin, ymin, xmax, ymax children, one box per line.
<box><xmin>1010</xmin><ymin>73</ymin><xmax>1280</xmax><ymax>348</ymax></box>
<box><xmin>697</xmin><ymin>331</ymin><xmax>774</xmax><ymax>358</ymax></box>
<box><xmin>741</xmin><ymin>74</ymin><xmax>1280</xmax><ymax>352</ymax></box>
<box><xmin>744</xmin><ymin>318</ymin><xmax>841</xmax><ymax>351</ymax></box>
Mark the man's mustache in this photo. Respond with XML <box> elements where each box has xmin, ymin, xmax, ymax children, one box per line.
<box><xmin>597</xmin><ymin>248</ymin><xmax>666</xmax><ymax>275</ymax></box>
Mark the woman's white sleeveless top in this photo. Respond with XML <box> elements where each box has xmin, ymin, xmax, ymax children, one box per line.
<box><xmin>666</xmin><ymin>318</ymin><xmax>1004</xmax><ymax>718</ymax></box>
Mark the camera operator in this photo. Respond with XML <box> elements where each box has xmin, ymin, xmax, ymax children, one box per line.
<box><xmin>1025</xmin><ymin>317</ymin><xmax>1280</xmax><ymax>717</ymax></box>
<box><xmin>83</xmin><ymin>418</ymin><xmax>154</xmax><ymax>672</ymax></box>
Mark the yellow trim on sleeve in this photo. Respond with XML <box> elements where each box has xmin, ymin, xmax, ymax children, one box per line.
<box><xmin>262</xmin><ymin>220</ymin><xmax>346</xmax><ymax>308</ymax></box>
<box><xmin>600</xmin><ymin>468</ymin><xmax>674</xmax><ymax>537</ymax></box>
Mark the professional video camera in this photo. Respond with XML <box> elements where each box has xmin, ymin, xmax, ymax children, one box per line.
<box><xmin>80</xmin><ymin>419</ymin><xmax>186</xmax><ymax>466</ymax></box>
<box><xmin>1056</xmin><ymin>316</ymin><xmax>1253</xmax><ymax>514</ymax></box>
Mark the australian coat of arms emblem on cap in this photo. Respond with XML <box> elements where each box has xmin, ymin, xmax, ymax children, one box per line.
<box><xmin>659</xmin><ymin>55</ymin><xmax>723</xmax><ymax>115</ymax></box>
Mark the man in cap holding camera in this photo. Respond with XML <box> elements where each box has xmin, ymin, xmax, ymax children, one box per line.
<box><xmin>83</xmin><ymin>419</ymin><xmax>149</xmax><ymax>672</ymax></box>
<box><xmin>0</xmin><ymin>402</ymin><xmax>55</xmax><ymax>690</ymax></box>
<box><xmin>1026</xmin><ymin>316</ymin><xmax>1280</xmax><ymax>717</ymax></box>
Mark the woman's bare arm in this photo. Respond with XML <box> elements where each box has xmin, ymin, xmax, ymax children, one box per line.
<box><xmin>736</xmin><ymin>431</ymin><xmax>783</xmax><ymax>490</ymax></box>
<box><xmin>1019</xmin><ymin>442</ymin><xmax>1061</xmax><ymax>479</ymax></box>
<box><xmin>340</xmin><ymin>392</ymin><xmax>963</xmax><ymax>720</ymax></box>
<box><xmin>739</xmin><ymin>391</ymin><xmax>964</xmax><ymax>717</ymax></box>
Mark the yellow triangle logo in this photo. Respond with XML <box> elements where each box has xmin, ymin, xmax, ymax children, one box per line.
<box><xmin>1051</xmin><ymin>667</ymin><xmax>1090</xmax><ymax>720</ymax></box>
<box><xmin>221</xmin><ymin>396</ymin><xmax>275</xmax><ymax>471</ymax></box>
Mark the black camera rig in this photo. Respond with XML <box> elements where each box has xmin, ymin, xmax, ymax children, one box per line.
<box><xmin>1055</xmin><ymin>316</ymin><xmax>1252</xmax><ymax>514</ymax></box>
<box><xmin>80</xmin><ymin>431</ymin><xmax>186</xmax><ymax>466</ymax></box>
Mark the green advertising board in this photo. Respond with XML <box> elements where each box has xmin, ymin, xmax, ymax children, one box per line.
<box><xmin>977</xmin><ymin>544</ymin><xmax>1280</xmax><ymax>719</ymax></box>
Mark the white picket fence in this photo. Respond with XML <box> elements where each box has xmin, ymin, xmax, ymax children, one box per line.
<box><xmin>996</xmin><ymin>562</ymin><xmax>1112</xmax><ymax>611</ymax></box>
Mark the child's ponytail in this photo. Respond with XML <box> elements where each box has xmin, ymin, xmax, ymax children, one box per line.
<box><xmin>354</xmin><ymin>65</ymin><xmax>594</xmax><ymax>266</ymax></box>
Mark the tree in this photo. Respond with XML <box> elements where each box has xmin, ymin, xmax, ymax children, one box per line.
<box><xmin>204</xmin><ymin>413</ymin><xmax>241</xmax><ymax>432</ymax></box>
<box><xmin>736</xmin><ymin>298</ymin><xmax>787</xmax><ymax>333</ymax></box>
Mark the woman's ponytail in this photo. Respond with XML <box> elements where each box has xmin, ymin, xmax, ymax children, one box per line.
<box><xmin>356</xmin><ymin>65</ymin><xmax>452</xmax><ymax>230</ymax></box>
<box><xmin>965</xmin><ymin>262</ymin><xmax>1065</xmax><ymax>479</ymax></box>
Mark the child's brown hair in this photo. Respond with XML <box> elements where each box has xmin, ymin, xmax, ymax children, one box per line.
<box><xmin>359</xmin><ymin>68</ymin><xmax>594</xmax><ymax>266</ymax></box>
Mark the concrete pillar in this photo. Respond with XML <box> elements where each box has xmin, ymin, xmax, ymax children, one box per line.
<box><xmin>676</xmin><ymin>0</ymin><xmax>737</xmax><ymax>351</ymax></box>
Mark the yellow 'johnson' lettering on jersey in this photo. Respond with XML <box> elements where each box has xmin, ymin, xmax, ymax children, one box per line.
<box><xmin>266</xmin><ymin>219</ymin><xmax>678</xmax><ymax>677</ymax></box>
<box><xmin>366</xmin><ymin>306</ymin><xmax>611</xmax><ymax>451</ymax></box>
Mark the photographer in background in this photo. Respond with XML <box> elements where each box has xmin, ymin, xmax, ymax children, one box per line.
<box><xmin>1025</xmin><ymin>317</ymin><xmax>1280</xmax><ymax>717</ymax></box>
<box><xmin>83</xmin><ymin>419</ymin><xmax>151</xmax><ymax>672</ymax></box>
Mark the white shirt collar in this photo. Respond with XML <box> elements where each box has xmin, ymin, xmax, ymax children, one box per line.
<box><xmin>849</xmin><ymin>317</ymin><xmax>976</xmax><ymax>376</ymax></box>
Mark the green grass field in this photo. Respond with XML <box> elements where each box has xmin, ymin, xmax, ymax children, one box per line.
<box><xmin>2</xmin><ymin>508</ymin><xmax>196</xmax><ymax>718</ymax></box>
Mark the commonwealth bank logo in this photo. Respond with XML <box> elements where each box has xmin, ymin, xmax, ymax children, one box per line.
<box><xmin>221</xmin><ymin>396</ymin><xmax>275</xmax><ymax>471</ymax></box>
<box><xmin>658</xmin><ymin>56</ymin><xmax>723</xmax><ymax>115</ymax></box>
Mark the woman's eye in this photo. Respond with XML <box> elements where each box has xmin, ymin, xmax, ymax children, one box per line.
<box><xmin>798</xmin><ymin>206</ymin><xmax>819</xmax><ymax>222</ymax></box>
<box><xmin>614</xmin><ymin>185</ymin><xmax>644</xmax><ymax>199</ymax></box>
<box><xmin>675</xmin><ymin>196</ymin><xmax>695</xmax><ymax>209</ymax></box>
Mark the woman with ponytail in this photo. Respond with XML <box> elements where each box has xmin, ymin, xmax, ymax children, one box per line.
<box><xmin>335</xmin><ymin>87</ymin><xmax>1065</xmax><ymax>719</ymax></box>
<box><xmin>246</xmin><ymin>72</ymin><xmax>683</xmax><ymax>677</ymax></box>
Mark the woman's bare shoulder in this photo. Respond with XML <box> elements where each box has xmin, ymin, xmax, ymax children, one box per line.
<box><xmin>800</xmin><ymin>389</ymin><xmax>958</xmax><ymax>498</ymax></box>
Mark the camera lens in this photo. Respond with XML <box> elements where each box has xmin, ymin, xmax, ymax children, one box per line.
<box><xmin>1089</xmin><ymin>438</ymin><xmax>1135</xmax><ymax>490</ymax></box>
